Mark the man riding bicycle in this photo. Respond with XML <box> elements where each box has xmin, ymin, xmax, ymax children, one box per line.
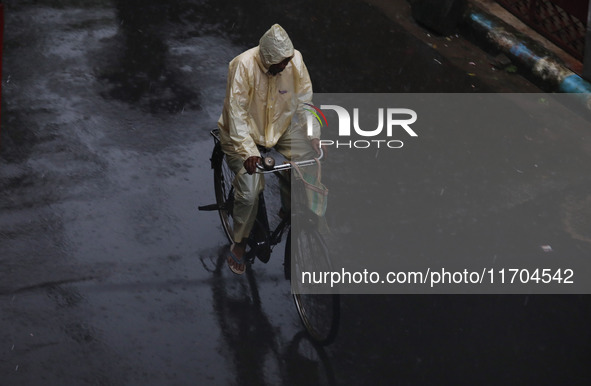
<box><xmin>217</xmin><ymin>24</ymin><xmax>321</xmax><ymax>275</ymax></box>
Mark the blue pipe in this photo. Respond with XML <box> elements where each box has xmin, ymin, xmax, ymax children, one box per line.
<box><xmin>468</xmin><ymin>11</ymin><xmax>591</xmax><ymax>95</ymax></box>
<box><xmin>560</xmin><ymin>74</ymin><xmax>591</xmax><ymax>93</ymax></box>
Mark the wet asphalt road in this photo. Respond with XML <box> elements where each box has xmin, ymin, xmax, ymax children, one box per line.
<box><xmin>1</xmin><ymin>0</ymin><xmax>591</xmax><ymax>385</ymax></box>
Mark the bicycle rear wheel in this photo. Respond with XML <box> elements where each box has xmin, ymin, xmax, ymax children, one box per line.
<box><xmin>287</xmin><ymin>228</ymin><xmax>340</xmax><ymax>346</ymax></box>
<box><xmin>212</xmin><ymin>144</ymin><xmax>235</xmax><ymax>243</ymax></box>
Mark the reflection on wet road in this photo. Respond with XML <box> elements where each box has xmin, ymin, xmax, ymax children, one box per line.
<box><xmin>1</xmin><ymin>0</ymin><xmax>590</xmax><ymax>384</ymax></box>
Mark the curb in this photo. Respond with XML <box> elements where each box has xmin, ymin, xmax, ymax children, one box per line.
<box><xmin>462</xmin><ymin>2</ymin><xmax>591</xmax><ymax>97</ymax></box>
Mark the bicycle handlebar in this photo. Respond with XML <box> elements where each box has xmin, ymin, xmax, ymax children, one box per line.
<box><xmin>256</xmin><ymin>148</ymin><xmax>324</xmax><ymax>174</ymax></box>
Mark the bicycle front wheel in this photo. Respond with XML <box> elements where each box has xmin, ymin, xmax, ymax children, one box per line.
<box><xmin>212</xmin><ymin>144</ymin><xmax>235</xmax><ymax>243</ymax></box>
<box><xmin>288</xmin><ymin>228</ymin><xmax>340</xmax><ymax>346</ymax></box>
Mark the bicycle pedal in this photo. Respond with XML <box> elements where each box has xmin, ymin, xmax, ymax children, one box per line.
<box><xmin>257</xmin><ymin>249</ymin><xmax>271</xmax><ymax>264</ymax></box>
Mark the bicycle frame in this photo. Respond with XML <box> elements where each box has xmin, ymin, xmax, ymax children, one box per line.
<box><xmin>248</xmin><ymin>140</ymin><xmax>323</xmax><ymax>263</ymax></box>
<box><xmin>244</xmin><ymin>191</ymin><xmax>289</xmax><ymax>265</ymax></box>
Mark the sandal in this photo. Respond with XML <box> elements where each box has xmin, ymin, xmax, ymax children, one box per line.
<box><xmin>227</xmin><ymin>248</ymin><xmax>246</xmax><ymax>275</ymax></box>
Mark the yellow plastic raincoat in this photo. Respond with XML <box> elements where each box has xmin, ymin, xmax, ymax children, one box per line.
<box><xmin>217</xmin><ymin>24</ymin><xmax>320</xmax><ymax>243</ymax></box>
<box><xmin>218</xmin><ymin>24</ymin><xmax>320</xmax><ymax>159</ymax></box>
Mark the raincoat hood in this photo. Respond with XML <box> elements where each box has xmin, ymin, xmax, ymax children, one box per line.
<box><xmin>258</xmin><ymin>24</ymin><xmax>294</xmax><ymax>69</ymax></box>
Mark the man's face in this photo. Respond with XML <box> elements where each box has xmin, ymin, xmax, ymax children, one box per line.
<box><xmin>268</xmin><ymin>56</ymin><xmax>292</xmax><ymax>75</ymax></box>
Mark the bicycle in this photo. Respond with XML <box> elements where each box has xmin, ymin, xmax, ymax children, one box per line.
<box><xmin>199</xmin><ymin>129</ymin><xmax>339</xmax><ymax>345</ymax></box>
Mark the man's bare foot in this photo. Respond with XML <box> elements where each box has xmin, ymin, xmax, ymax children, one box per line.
<box><xmin>227</xmin><ymin>243</ymin><xmax>246</xmax><ymax>275</ymax></box>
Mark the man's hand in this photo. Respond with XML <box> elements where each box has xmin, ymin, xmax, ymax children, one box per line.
<box><xmin>243</xmin><ymin>156</ymin><xmax>262</xmax><ymax>175</ymax></box>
